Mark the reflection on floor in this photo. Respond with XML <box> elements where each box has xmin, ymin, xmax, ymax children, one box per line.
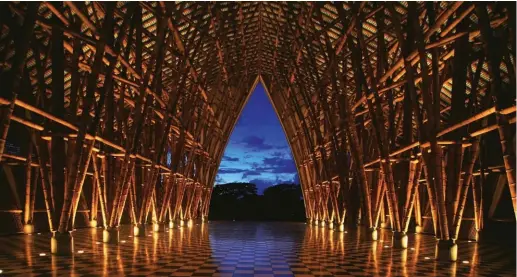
<box><xmin>0</xmin><ymin>222</ymin><xmax>514</xmax><ymax>276</ymax></box>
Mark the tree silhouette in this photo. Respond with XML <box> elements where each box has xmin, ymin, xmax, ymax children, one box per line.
<box><xmin>263</xmin><ymin>184</ymin><xmax>305</xmax><ymax>221</ymax></box>
<box><xmin>209</xmin><ymin>182</ymin><xmax>305</xmax><ymax>221</ymax></box>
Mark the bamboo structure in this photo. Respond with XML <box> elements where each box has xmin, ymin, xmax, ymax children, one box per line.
<box><xmin>0</xmin><ymin>1</ymin><xmax>514</xmax><ymax>260</ymax></box>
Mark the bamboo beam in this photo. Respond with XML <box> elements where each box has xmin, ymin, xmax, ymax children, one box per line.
<box><xmin>363</xmin><ymin>108</ymin><xmax>515</xmax><ymax>167</ymax></box>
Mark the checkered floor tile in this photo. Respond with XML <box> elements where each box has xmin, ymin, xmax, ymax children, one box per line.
<box><xmin>0</xmin><ymin>222</ymin><xmax>513</xmax><ymax>276</ymax></box>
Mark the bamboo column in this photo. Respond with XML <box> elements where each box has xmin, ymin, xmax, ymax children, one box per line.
<box><xmin>23</xmin><ymin>141</ymin><xmax>35</xmax><ymax>234</ymax></box>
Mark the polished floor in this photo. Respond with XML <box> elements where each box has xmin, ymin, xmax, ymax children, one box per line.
<box><xmin>0</xmin><ymin>222</ymin><xmax>514</xmax><ymax>276</ymax></box>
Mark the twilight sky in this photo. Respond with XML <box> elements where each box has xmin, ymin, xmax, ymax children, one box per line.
<box><xmin>215</xmin><ymin>83</ymin><xmax>299</xmax><ymax>194</ymax></box>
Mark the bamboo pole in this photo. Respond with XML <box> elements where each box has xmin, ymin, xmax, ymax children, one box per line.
<box><xmin>91</xmin><ymin>153</ymin><xmax>108</xmax><ymax>227</ymax></box>
<box><xmin>471</xmin><ymin>177</ymin><xmax>480</xmax><ymax>232</ymax></box>
<box><xmin>116</xmin><ymin>161</ymin><xmax>137</xmax><ymax>226</ymax></box>
<box><xmin>70</xmin><ymin>140</ymin><xmax>96</xmax><ymax>227</ymax></box>
<box><xmin>128</xmin><ymin>174</ymin><xmax>137</xmax><ymax>224</ymax></box>
<box><xmin>373</xmin><ymin>174</ymin><xmax>386</xmax><ymax>228</ymax></box>
<box><xmin>422</xmin><ymin>163</ymin><xmax>439</xmax><ymax>237</ymax></box>
<box><xmin>90</xmin><ymin>155</ymin><xmax>99</xmax><ymax>224</ymax></box>
<box><xmin>35</xmin><ymin>138</ymin><xmax>55</xmax><ymax>232</ymax></box>
<box><xmin>452</xmin><ymin>140</ymin><xmax>480</xmax><ymax>239</ymax></box>
<box><xmin>23</xmin><ymin>142</ymin><xmax>33</xmax><ymax>225</ymax></box>
<box><xmin>446</xmin><ymin>144</ymin><xmax>465</xmax><ymax>232</ymax></box>
<box><xmin>403</xmin><ymin>159</ymin><xmax>423</xmax><ymax>233</ymax></box>
<box><xmin>414</xmin><ymin>189</ymin><xmax>422</xmax><ymax>228</ymax></box>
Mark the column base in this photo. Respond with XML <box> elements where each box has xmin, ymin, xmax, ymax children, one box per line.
<box><xmin>392</xmin><ymin>232</ymin><xmax>408</xmax><ymax>249</ymax></box>
<box><xmin>319</xmin><ymin>220</ymin><xmax>326</xmax><ymax>228</ymax></box>
<box><xmin>103</xmin><ymin>227</ymin><xmax>119</xmax><ymax>244</ymax></box>
<box><xmin>338</xmin><ymin>224</ymin><xmax>345</xmax><ymax>232</ymax></box>
<box><xmin>51</xmin><ymin>232</ymin><xmax>74</xmax><ymax>255</ymax></box>
<box><xmin>415</xmin><ymin>225</ymin><xmax>424</xmax><ymax>234</ymax></box>
<box><xmin>178</xmin><ymin>219</ymin><xmax>185</xmax><ymax>227</ymax></box>
<box><xmin>313</xmin><ymin>220</ymin><xmax>319</xmax><ymax>226</ymax></box>
<box><xmin>469</xmin><ymin>230</ymin><xmax>480</xmax><ymax>242</ymax></box>
<box><xmin>328</xmin><ymin>222</ymin><xmax>334</xmax><ymax>229</ymax></box>
<box><xmin>23</xmin><ymin>224</ymin><xmax>35</xmax><ymax>234</ymax></box>
<box><xmin>187</xmin><ymin>219</ymin><xmax>194</xmax><ymax>227</ymax></box>
<box><xmin>133</xmin><ymin>224</ymin><xmax>146</xmax><ymax>237</ymax></box>
<box><xmin>435</xmin><ymin>239</ymin><xmax>457</xmax><ymax>261</ymax></box>
<box><xmin>169</xmin><ymin>221</ymin><xmax>174</xmax><ymax>229</ymax></box>
<box><xmin>368</xmin><ymin>227</ymin><xmax>378</xmax><ymax>241</ymax></box>
<box><xmin>89</xmin><ymin>220</ymin><xmax>98</xmax><ymax>228</ymax></box>
<box><xmin>153</xmin><ymin>223</ymin><xmax>166</xmax><ymax>232</ymax></box>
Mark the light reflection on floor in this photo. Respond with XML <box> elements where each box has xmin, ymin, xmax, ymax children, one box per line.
<box><xmin>0</xmin><ymin>222</ymin><xmax>513</xmax><ymax>276</ymax></box>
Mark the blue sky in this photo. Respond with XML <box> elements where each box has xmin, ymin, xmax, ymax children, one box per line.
<box><xmin>215</xmin><ymin>82</ymin><xmax>299</xmax><ymax>194</ymax></box>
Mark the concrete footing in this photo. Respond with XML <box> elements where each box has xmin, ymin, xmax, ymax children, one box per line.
<box><xmin>338</xmin><ymin>224</ymin><xmax>345</xmax><ymax>232</ymax></box>
<box><xmin>415</xmin><ymin>225</ymin><xmax>424</xmax><ymax>234</ymax></box>
<box><xmin>51</xmin><ymin>232</ymin><xmax>74</xmax><ymax>255</ymax></box>
<box><xmin>368</xmin><ymin>227</ymin><xmax>378</xmax><ymax>241</ymax></box>
<box><xmin>435</xmin><ymin>239</ymin><xmax>457</xmax><ymax>261</ymax></box>
<box><xmin>103</xmin><ymin>227</ymin><xmax>120</xmax><ymax>244</ymax></box>
<box><xmin>153</xmin><ymin>223</ymin><xmax>166</xmax><ymax>232</ymax></box>
<box><xmin>23</xmin><ymin>224</ymin><xmax>35</xmax><ymax>234</ymax></box>
<box><xmin>89</xmin><ymin>220</ymin><xmax>98</xmax><ymax>228</ymax></box>
<box><xmin>133</xmin><ymin>224</ymin><xmax>146</xmax><ymax>237</ymax></box>
<box><xmin>469</xmin><ymin>230</ymin><xmax>480</xmax><ymax>242</ymax></box>
<box><xmin>392</xmin><ymin>232</ymin><xmax>408</xmax><ymax>249</ymax></box>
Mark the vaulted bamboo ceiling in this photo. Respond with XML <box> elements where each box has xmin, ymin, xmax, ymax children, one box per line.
<box><xmin>2</xmin><ymin>2</ymin><xmax>513</xmax><ymax>163</ymax></box>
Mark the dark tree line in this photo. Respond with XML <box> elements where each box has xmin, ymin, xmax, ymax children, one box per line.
<box><xmin>209</xmin><ymin>183</ymin><xmax>305</xmax><ymax>221</ymax></box>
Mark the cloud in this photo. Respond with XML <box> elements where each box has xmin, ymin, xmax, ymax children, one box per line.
<box><xmin>215</xmin><ymin>175</ymin><xmax>225</xmax><ymax>184</ymax></box>
<box><xmin>218</xmin><ymin>168</ymin><xmax>247</xmax><ymax>174</ymax></box>
<box><xmin>242</xmin><ymin>171</ymin><xmax>261</xmax><ymax>179</ymax></box>
<box><xmin>240</xmin><ymin>135</ymin><xmax>275</xmax><ymax>151</ymax></box>
<box><xmin>222</xmin><ymin>155</ymin><xmax>239</xmax><ymax>162</ymax></box>
<box><xmin>271</xmin><ymin>151</ymin><xmax>285</xmax><ymax>158</ymax></box>
<box><xmin>253</xmin><ymin>156</ymin><xmax>297</xmax><ymax>174</ymax></box>
<box><xmin>290</xmin><ymin>172</ymin><xmax>300</xmax><ymax>184</ymax></box>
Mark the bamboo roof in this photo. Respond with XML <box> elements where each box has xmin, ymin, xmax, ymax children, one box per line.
<box><xmin>0</xmin><ymin>1</ymin><xmax>514</xmax><ymax>167</ymax></box>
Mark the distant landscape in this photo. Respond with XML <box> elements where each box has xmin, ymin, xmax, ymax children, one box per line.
<box><xmin>209</xmin><ymin>182</ymin><xmax>305</xmax><ymax>221</ymax></box>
